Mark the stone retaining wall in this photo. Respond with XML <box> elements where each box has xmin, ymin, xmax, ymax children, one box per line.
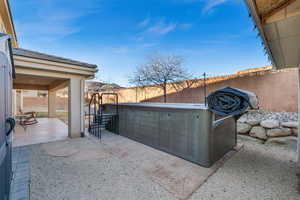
<box><xmin>237</xmin><ymin>110</ymin><xmax>298</xmax><ymax>144</ymax></box>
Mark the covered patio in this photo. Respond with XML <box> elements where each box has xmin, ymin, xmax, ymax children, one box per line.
<box><xmin>12</xmin><ymin>48</ymin><xmax>97</xmax><ymax>145</ymax></box>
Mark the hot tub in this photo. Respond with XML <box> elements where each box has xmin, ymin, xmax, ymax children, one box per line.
<box><xmin>104</xmin><ymin>103</ymin><xmax>236</xmax><ymax>167</ymax></box>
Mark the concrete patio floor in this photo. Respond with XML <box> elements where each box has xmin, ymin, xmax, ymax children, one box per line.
<box><xmin>22</xmin><ymin>131</ymin><xmax>300</xmax><ymax>200</ymax></box>
<box><xmin>13</xmin><ymin>118</ymin><xmax>68</xmax><ymax>147</ymax></box>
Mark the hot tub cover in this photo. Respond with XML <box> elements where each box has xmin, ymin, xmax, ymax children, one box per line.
<box><xmin>207</xmin><ymin>87</ymin><xmax>258</xmax><ymax>116</ymax></box>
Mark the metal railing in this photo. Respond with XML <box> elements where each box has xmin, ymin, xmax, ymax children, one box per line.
<box><xmin>88</xmin><ymin>92</ymin><xmax>119</xmax><ymax>140</ymax></box>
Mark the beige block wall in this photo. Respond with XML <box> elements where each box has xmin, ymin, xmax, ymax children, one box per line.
<box><xmin>23</xmin><ymin>96</ymin><xmax>68</xmax><ymax>112</ymax></box>
<box><xmin>99</xmin><ymin>68</ymin><xmax>298</xmax><ymax>112</ymax></box>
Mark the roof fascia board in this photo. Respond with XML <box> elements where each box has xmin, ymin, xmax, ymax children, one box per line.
<box><xmin>14</xmin><ymin>59</ymin><xmax>96</xmax><ymax>77</ymax></box>
<box><xmin>15</xmin><ymin>66</ymin><xmax>87</xmax><ymax>79</ymax></box>
<box><xmin>13</xmin><ymin>55</ymin><xmax>98</xmax><ymax>73</ymax></box>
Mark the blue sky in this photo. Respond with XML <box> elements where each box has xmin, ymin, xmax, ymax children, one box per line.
<box><xmin>10</xmin><ymin>0</ymin><xmax>269</xmax><ymax>86</ymax></box>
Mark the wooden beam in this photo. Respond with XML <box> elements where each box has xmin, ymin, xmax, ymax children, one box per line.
<box><xmin>13</xmin><ymin>83</ymin><xmax>49</xmax><ymax>90</ymax></box>
<box><xmin>262</xmin><ymin>0</ymin><xmax>297</xmax><ymax>24</ymax></box>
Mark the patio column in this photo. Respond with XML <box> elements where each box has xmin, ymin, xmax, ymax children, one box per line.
<box><xmin>48</xmin><ymin>90</ymin><xmax>56</xmax><ymax>118</ymax></box>
<box><xmin>12</xmin><ymin>89</ymin><xmax>17</xmax><ymax>115</ymax></box>
<box><xmin>16</xmin><ymin>90</ymin><xmax>23</xmax><ymax>114</ymax></box>
<box><xmin>68</xmin><ymin>78</ymin><xmax>85</xmax><ymax>138</ymax></box>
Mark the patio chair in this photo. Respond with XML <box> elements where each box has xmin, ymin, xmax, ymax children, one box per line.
<box><xmin>16</xmin><ymin>109</ymin><xmax>38</xmax><ymax>126</ymax></box>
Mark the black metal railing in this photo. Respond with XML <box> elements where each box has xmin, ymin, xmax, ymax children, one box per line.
<box><xmin>88</xmin><ymin>92</ymin><xmax>119</xmax><ymax>140</ymax></box>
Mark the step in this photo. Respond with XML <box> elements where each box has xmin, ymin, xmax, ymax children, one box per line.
<box><xmin>94</xmin><ymin>118</ymin><xmax>111</xmax><ymax>121</ymax></box>
<box><xmin>95</xmin><ymin>114</ymin><xmax>117</xmax><ymax>118</ymax></box>
<box><xmin>93</xmin><ymin>120</ymin><xmax>110</xmax><ymax>125</ymax></box>
<box><xmin>90</xmin><ymin>124</ymin><xmax>106</xmax><ymax>128</ymax></box>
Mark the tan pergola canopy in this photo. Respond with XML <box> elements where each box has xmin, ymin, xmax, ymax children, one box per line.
<box><xmin>245</xmin><ymin>0</ymin><xmax>300</xmax><ymax>69</ymax></box>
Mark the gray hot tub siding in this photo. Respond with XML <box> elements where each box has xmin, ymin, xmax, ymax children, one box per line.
<box><xmin>104</xmin><ymin>103</ymin><xmax>236</xmax><ymax>167</ymax></box>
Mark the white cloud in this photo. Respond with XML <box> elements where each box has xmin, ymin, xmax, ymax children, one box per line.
<box><xmin>172</xmin><ymin>0</ymin><xmax>230</xmax><ymax>14</ymax></box>
<box><xmin>141</xmin><ymin>42</ymin><xmax>159</xmax><ymax>48</ymax></box>
<box><xmin>202</xmin><ymin>0</ymin><xmax>228</xmax><ymax>14</ymax></box>
<box><xmin>112</xmin><ymin>47</ymin><xmax>129</xmax><ymax>54</ymax></box>
<box><xmin>138</xmin><ymin>17</ymin><xmax>151</xmax><ymax>28</ymax></box>
<box><xmin>178</xmin><ymin>23</ymin><xmax>193</xmax><ymax>30</ymax></box>
<box><xmin>146</xmin><ymin>20</ymin><xmax>177</xmax><ymax>35</ymax></box>
<box><xmin>14</xmin><ymin>0</ymin><xmax>101</xmax><ymax>43</ymax></box>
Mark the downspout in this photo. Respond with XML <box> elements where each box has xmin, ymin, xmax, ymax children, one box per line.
<box><xmin>297</xmin><ymin>54</ymin><xmax>300</xmax><ymax>173</ymax></box>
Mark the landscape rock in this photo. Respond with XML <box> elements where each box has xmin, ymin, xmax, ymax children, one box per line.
<box><xmin>265</xmin><ymin>136</ymin><xmax>297</xmax><ymax>150</ymax></box>
<box><xmin>237</xmin><ymin>122</ymin><xmax>252</xmax><ymax>134</ymax></box>
<box><xmin>292</xmin><ymin>128</ymin><xmax>298</xmax><ymax>136</ymax></box>
<box><xmin>260</xmin><ymin>119</ymin><xmax>280</xmax><ymax>129</ymax></box>
<box><xmin>281</xmin><ymin>121</ymin><xmax>298</xmax><ymax>128</ymax></box>
<box><xmin>266</xmin><ymin>128</ymin><xmax>292</xmax><ymax>137</ymax></box>
<box><xmin>237</xmin><ymin>118</ymin><xmax>247</xmax><ymax>123</ymax></box>
<box><xmin>237</xmin><ymin>135</ymin><xmax>264</xmax><ymax>144</ymax></box>
<box><xmin>246</xmin><ymin>119</ymin><xmax>261</xmax><ymax>126</ymax></box>
<box><xmin>249</xmin><ymin>126</ymin><xmax>267</xmax><ymax>140</ymax></box>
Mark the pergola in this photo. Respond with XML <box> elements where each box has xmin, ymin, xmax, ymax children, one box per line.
<box><xmin>12</xmin><ymin>48</ymin><xmax>97</xmax><ymax>137</ymax></box>
<box><xmin>245</xmin><ymin>0</ymin><xmax>300</xmax><ymax>170</ymax></box>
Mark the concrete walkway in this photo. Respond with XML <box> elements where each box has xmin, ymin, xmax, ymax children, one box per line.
<box><xmin>10</xmin><ymin>146</ymin><xmax>30</xmax><ymax>200</ymax></box>
<box><xmin>13</xmin><ymin>118</ymin><xmax>68</xmax><ymax>147</ymax></box>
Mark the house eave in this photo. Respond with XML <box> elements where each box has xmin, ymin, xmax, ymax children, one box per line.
<box><xmin>244</xmin><ymin>0</ymin><xmax>278</xmax><ymax>69</ymax></box>
<box><xmin>13</xmin><ymin>55</ymin><xmax>98</xmax><ymax>78</ymax></box>
<box><xmin>0</xmin><ymin>0</ymin><xmax>18</xmax><ymax>47</ymax></box>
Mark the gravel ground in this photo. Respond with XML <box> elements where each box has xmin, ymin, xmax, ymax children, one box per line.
<box><xmin>28</xmin><ymin>134</ymin><xmax>300</xmax><ymax>200</ymax></box>
<box><xmin>239</xmin><ymin>110</ymin><xmax>298</xmax><ymax>122</ymax></box>
<box><xmin>190</xmin><ymin>138</ymin><xmax>300</xmax><ymax>200</ymax></box>
<box><xmin>29</xmin><ymin>138</ymin><xmax>176</xmax><ymax>200</ymax></box>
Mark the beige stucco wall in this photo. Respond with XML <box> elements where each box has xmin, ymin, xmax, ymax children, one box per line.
<box><xmin>0</xmin><ymin>16</ymin><xmax>6</xmax><ymax>33</ymax></box>
<box><xmin>0</xmin><ymin>0</ymin><xmax>18</xmax><ymax>47</ymax></box>
<box><xmin>99</xmin><ymin>68</ymin><xmax>298</xmax><ymax>112</ymax></box>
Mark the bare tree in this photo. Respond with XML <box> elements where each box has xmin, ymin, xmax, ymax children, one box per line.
<box><xmin>129</xmin><ymin>54</ymin><xmax>192</xmax><ymax>102</ymax></box>
<box><xmin>170</xmin><ymin>78</ymin><xmax>199</xmax><ymax>92</ymax></box>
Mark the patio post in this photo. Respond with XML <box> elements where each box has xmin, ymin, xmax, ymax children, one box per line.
<box><xmin>48</xmin><ymin>90</ymin><xmax>56</xmax><ymax>118</ymax></box>
<box><xmin>68</xmin><ymin>78</ymin><xmax>84</xmax><ymax>138</ymax></box>
<box><xmin>12</xmin><ymin>89</ymin><xmax>17</xmax><ymax>115</ymax></box>
<box><xmin>16</xmin><ymin>90</ymin><xmax>23</xmax><ymax>113</ymax></box>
